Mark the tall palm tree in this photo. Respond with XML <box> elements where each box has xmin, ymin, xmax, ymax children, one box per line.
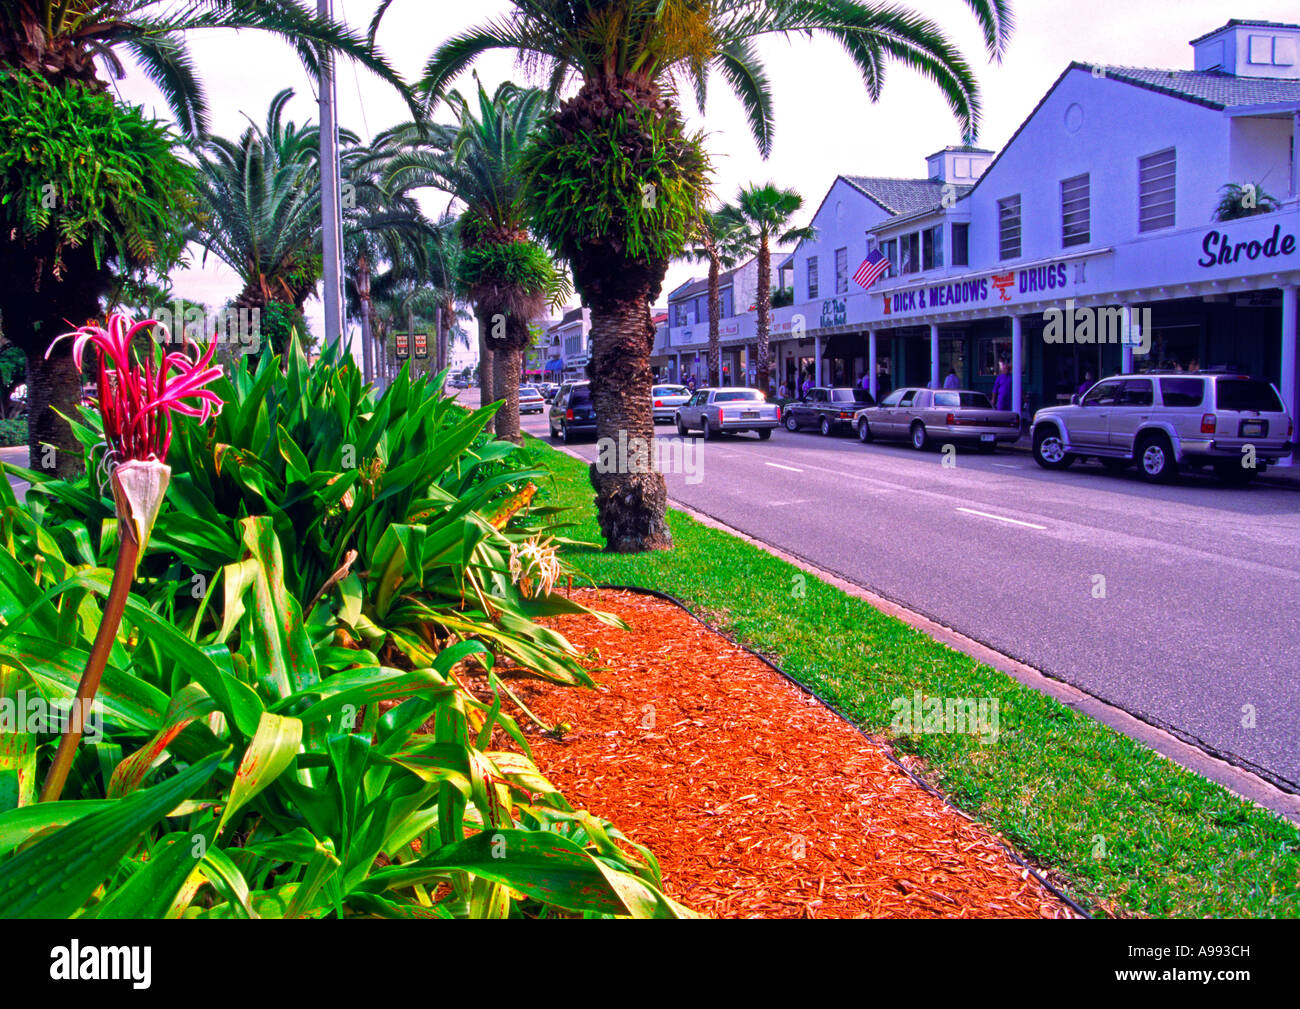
<box><xmin>381</xmin><ymin>80</ymin><xmax>563</xmax><ymax>442</ymax></box>
<box><xmin>729</xmin><ymin>184</ymin><xmax>816</xmax><ymax>396</ymax></box>
<box><xmin>413</xmin><ymin>0</ymin><xmax>1012</xmax><ymax>552</ymax></box>
<box><xmin>683</xmin><ymin>205</ymin><xmax>748</xmax><ymax>386</ymax></box>
<box><xmin>0</xmin><ymin>1</ymin><xmax>412</xmax><ymax>470</ymax></box>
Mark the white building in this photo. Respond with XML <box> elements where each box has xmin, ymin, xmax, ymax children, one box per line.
<box><xmin>686</xmin><ymin>18</ymin><xmax>1300</xmax><ymax>456</ymax></box>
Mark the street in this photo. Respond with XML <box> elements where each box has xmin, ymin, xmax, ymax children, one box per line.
<box><xmin>509</xmin><ymin>396</ymin><xmax>1300</xmax><ymax>793</ymax></box>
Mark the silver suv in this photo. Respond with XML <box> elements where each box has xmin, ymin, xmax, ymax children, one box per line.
<box><xmin>1031</xmin><ymin>372</ymin><xmax>1294</xmax><ymax>484</ymax></box>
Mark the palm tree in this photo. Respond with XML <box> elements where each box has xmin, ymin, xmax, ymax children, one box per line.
<box><xmin>729</xmin><ymin>184</ymin><xmax>817</xmax><ymax>396</ymax></box>
<box><xmin>381</xmin><ymin>80</ymin><xmax>563</xmax><ymax>442</ymax></box>
<box><xmin>414</xmin><ymin>0</ymin><xmax>1012</xmax><ymax>552</ymax></box>
<box><xmin>1213</xmin><ymin>182</ymin><xmax>1282</xmax><ymax>222</ymax></box>
<box><xmin>683</xmin><ymin>205</ymin><xmax>748</xmax><ymax>386</ymax></box>
<box><xmin>0</xmin><ymin>1</ymin><xmax>412</xmax><ymax>470</ymax></box>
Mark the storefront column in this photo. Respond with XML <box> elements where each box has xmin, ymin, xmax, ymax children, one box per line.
<box><xmin>868</xmin><ymin>331</ymin><xmax>878</xmax><ymax>398</ymax></box>
<box><xmin>1281</xmin><ymin>284</ymin><xmax>1298</xmax><ymax>467</ymax></box>
<box><xmin>1121</xmin><ymin>303</ymin><xmax>1134</xmax><ymax>373</ymax></box>
<box><xmin>929</xmin><ymin>324</ymin><xmax>940</xmax><ymax>389</ymax></box>
<box><xmin>1011</xmin><ymin>315</ymin><xmax>1024</xmax><ymax>418</ymax></box>
<box><xmin>814</xmin><ymin>333</ymin><xmax>822</xmax><ymax>385</ymax></box>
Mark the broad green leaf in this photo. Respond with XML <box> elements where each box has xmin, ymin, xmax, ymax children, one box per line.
<box><xmin>217</xmin><ymin>712</ymin><xmax>301</xmax><ymax>836</ymax></box>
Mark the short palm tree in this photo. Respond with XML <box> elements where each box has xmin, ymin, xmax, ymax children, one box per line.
<box><xmin>729</xmin><ymin>184</ymin><xmax>817</xmax><ymax>396</ymax></box>
<box><xmin>683</xmin><ymin>205</ymin><xmax>749</xmax><ymax>386</ymax></box>
<box><xmin>413</xmin><ymin>0</ymin><xmax>1011</xmax><ymax>551</ymax></box>
<box><xmin>1213</xmin><ymin>182</ymin><xmax>1282</xmax><ymax>222</ymax></box>
<box><xmin>381</xmin><ymin>80</ymin><xmax>564</xmax><ymax>442</ymax></box>
<box><xmin>0</xmin><ymin>0</ymin><xmax>411</xmax><ymax>469</ymax></box>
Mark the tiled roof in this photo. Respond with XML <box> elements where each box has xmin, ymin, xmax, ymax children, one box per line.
<box><xmin>1097</xmin><ymin>65</ymin><xmax>1300</xmax><ymax>109</ymax></box>
<box><xmin>841</xmin><ymin>176</ymin><xmax>973</xmax><ymax>217</ymax></box>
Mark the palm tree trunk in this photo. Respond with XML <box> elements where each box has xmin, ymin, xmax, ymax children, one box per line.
<box><xmin>756</xmin><ymin>233</ymin><xmax>772</xmax><ymax>397</ymax></box>
<box><xmin>494</xmin><ymin>317</ymin><xmax>527</xmax><ymax>444</ymax></box>
<box><xmin>707</xmin><ymin>253</ymin><xmax>721</xmax><ymax>386</ymax></box>
<box><xmin>477</xmin><ymin>313</ymin><xmax>495</xmax><ymax>434</ymax></box>
<box><xmin>25</xmin><ymin>349</ymin><xmax>83</xmax><ymax>478</ymax></box>
<box><xmin>588</xmin><ymin>295</ymin><xmax>671</xmax><ymax>552</ymax></box>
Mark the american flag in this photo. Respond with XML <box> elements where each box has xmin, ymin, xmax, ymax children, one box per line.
<box><xmin>853</xmin><ymin>249</ymin><xmax>889</xmax><ymax>290</ymax></box>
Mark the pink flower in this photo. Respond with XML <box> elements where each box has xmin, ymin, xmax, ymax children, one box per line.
<box><xmin>47</xmin><ymin>312</ymin><xmax>224</xmax><ymax>464</ymax></box>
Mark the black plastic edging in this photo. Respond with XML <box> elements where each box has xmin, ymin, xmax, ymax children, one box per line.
<box><xmin>596</xmin><ymin>582</ymin><xmax>1093</xmax><ymax>920</ymax></box>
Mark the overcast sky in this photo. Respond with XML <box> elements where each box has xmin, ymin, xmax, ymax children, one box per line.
<box><xmin>115</xmin><ymin>1</ymin><xmax>1297</xmax><ymax>345</ymax></box>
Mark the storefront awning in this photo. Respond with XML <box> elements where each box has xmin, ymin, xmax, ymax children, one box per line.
<box><xmin>544</xmin><ymin>358</ymin><xmax>563</xmax><ymax>372</ymax></box>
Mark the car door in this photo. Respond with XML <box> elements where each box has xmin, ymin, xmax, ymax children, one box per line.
<box><xmin>550</xmin><ymin>384</ymin><xmax>570</xmax><ymax>430</ymax></box>
<box><xmin>885</xmin><ymin>388</ymin><xmax>920</xmax><ymax>436</ymax></box>
<box><xmin>682</xmin><ymin>391</ymin><xmax>705</xmax><ymax>426</ymax></box>
<box><xmin>1107</xmin><ymin>378</ymin><xmax>1155</xmax><ymax>453</ymax></box>
<box><xmin>867</xmin><ymin>388</ymin><xmax>906</xmax><ymax>436</ymax></box>
<box><xmin>1071</xmin><ymin>379</ymin><xmax>1122</xmax><ymax>448</ymax></box>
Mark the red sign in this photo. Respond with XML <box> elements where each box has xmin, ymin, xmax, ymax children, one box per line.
<box><xmin>395</xmin><ymin>333</ymin><xmax>409</xmax><ymax>358</ymax></box>
<box><xmin>413</xmin><ymin>333</ymin><xmax>428</xmax><ymax>358</ymax></box>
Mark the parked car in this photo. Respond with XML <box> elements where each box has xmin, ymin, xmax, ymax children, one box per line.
<box><xmin>853</xmin><ymin>387</ymin><xmax>1020</xmax><ymax>451</ymax></box>
<box><xmin>1031</xmin><ymin>371</ymin><xmax>1293</xmax><ymax>484</ymax></box>
<box><xmin>784</xmin><ymin>386</ymin><xmax>874</xmax><ymax>435</ymax></box>
<box><xmin>518</xmin><ymin>385</ymin><xmax>546</xmax><ymax>414</ymax></box>
<box><xmin>652</xmin><ymin>384</ymin><xmax>690</xmax><ymax>423</ymax></box>
<box><xmin>548</xmin><ymin>381</ymin><xmax>597</xmax><ymax>443</ymax></box>
<box><xmin>674</xmin><ymin>387</ymin><xmax>780</xmax><ymax>440</ymax></box>
<box><xmin>539</xmin><ymin>382</ymin><xmax>560</xmax><ymax>402</ymax></box>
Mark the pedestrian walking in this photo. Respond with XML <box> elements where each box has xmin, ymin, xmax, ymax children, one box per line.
<box><xmin>1076</xmin><ymin>369</ymin><xmax>1094</xmax><ymax>399</ymax></box>
<box><xmin>991</xmin><ymin>360</ymin><xmax>1013</xmax><ymax>411</ymax></box>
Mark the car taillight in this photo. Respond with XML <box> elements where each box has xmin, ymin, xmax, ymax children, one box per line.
<box><xmin>775</xmin><ymin>406</ymin><xmax>782</xmax><ymax>421</ymax></box>
<box><xmin>565</xmin><ymin>408</ymin><xmax>574</xmax><ymax>420</ymax></box>
<box><xmin>1201</xmin><ymin>413</ymin><xmax>1216</xmax><ymax>434</ymax></box>
<box><xmin>946</xmin><ymin>413</ymin><xmax>956</xmax><ymax>426</ymax></box>
<box><xmin>654</xmin><ymin>400</ymin><xmax>663</xmax><ymax>408</ymax></box>
<box><xmin>839</xmin><ymin>411</ymin><xmax>852</xmax><ymax>419</ymax></box>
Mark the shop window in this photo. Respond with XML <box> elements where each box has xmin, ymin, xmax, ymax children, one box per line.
<box><xmin>881</xmin><ymin>238</ymin><xmax>898</xmax><ymax>277</ymax></box>
<box><xmin>998</xmin><ymin>196</ymin><xmax>1021</xmax><ymax>260</ymax></box>
<box><xmin>835</xmin><ymin>247</ymin><xmax>848</xmax><ymax>293</ymax></box>
<box><xmin>1061</xmin><ymin>174</ymin><xmax>1090</xmax><ymax>248</ymax></box>
<box><xmin>899</xmin><ymin>232</ymin><xmax>920</xmax><ymax>274</ymax></box>
<box><xmin>807</xmin><ymin>256</ymin><xmax>819</xmax><ymax>299</ymax></box>
<box><xmin>952</xmin><ymin>223</ymin><xmax>969</xmax><ymax>266</ymax></box>
<box><xmin>977</xmin><ymin>336</ymin><xmax>1012</xmax><ymax>376</ymax></box>
<box><xmin>1138</xmin><ymin>149</ymin><xmax>1176</xmax><ymax>233</ymax></box>
<box><xmin>922</xmin><ymin>225</ymin><xmax>944</xmax><ymax>270</ymax></box>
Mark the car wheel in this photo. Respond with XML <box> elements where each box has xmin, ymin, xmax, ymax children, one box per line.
<box><xmin>703</xmin><ymin>417</ymin><xmax>716</xmax><ymax>441</ymax></box>
<box><xmin>819</xmin><ymin>417</ymin><xmax>832</xmax><ymax>436</ymax></box>
<box><xmin>1032</xmin><ymin>426</ymin><xmax>1074</xmax><ymax>470</ymax></box>
<box><xmin>784</xmin><ymin>413</ymin><xmax>799</xmax><ymax>432</ymax></box>
<box><xmin>857</xmin><ymin>419</ymin><xmax>873</xmax><ymax>443</ymax></box>
<box><xmin>1136</xmin><ymin>433</ymin><xmax>1178</xmax><ymax>483</ymax></box>
<box><xmin>675</xmin><ymin>415</ymin><xmax>689</xmax><ymax>437</ymax></box>
<box><xmin>1213</xmin><ymin>460</ymin><xmax>1257</xmax><ymax>486</ymax></box>
<box><xmin>910</xmin><ymin>422</ymin><xmax>928</xmax><ymax>451</ymax></box>
<box><xmin>1099</xmin><ymin>457</ymin><xmax>1129</xmax><ymax>473</ymax></box>
<box><xmin>757</xmin><ymin>428</ymin><xmax>772</xmax><ymax>441</ymax></box>
<box><xmin>561</xmin><ymin>422</ymin><xmax>572</xmax><ymax>445</ymax></box>
<box><xmin>549</xmin><ymin>423</ymin><xmax>561</xmax><ymax>441</ymax></box>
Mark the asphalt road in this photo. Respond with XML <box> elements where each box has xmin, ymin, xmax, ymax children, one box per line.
<box><xmin>510</xmin><ymin>398</ymin><xmax>1300</xmax><ymax>792</ymax></box>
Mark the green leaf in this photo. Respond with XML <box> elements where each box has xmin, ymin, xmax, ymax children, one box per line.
<box><xmin>217</xmin><ymin>712</ymin><xmax>301</xmax><ymax>836</ymax></box>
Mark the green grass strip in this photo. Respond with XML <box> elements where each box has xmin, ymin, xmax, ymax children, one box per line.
<box><xmin>522</xmin><ymin>435</ymin><xmax>1300</xmax><ymax>918</ymax></box>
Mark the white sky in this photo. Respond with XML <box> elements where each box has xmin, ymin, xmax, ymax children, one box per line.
<box><xmin>113</xmin><ymin>1</ymin><xmax>1299</xmax><ymax>347</ymax></box>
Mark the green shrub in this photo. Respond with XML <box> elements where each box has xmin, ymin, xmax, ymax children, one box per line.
<box><xmin>0</xmin><ymin>418</ymin><xmax>25</xmax><ymax>447</ymax></box>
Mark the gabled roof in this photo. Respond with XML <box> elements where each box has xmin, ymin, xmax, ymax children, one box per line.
<box><xmin>1099</xmin><ymin>64</ymin><xmax>1300</xmax><ymax>109</ymax></box>
<box><xmin>841</xmin><ymin>176</ymin><xmax>972</xmax><ymax>217</ymax></box>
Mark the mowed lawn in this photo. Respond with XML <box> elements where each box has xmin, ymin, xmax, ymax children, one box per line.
<box><xmin>521</xmin><ymin>434</ymin><xmax>1300</xmax><ymax>918</ymax></box>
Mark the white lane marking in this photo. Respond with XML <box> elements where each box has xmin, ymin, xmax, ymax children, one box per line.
<box><xmin>956</xmin><ymin>507</ymin><xmax>1047</xmax><ymax>530</ymax></box>
<box><xmin>992</xmin><ymin>463</ymin><xmax>1022</xmax><ymax>470</ymax></box>
<box><xmin>765</xmin><ymin>462</ymin><xmax>804</xmax><ymax>473</ymax></box>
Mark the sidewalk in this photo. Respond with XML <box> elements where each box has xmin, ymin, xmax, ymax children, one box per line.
<box><xmin>1003</xmin><ymin>433</ymin><xmax>1300</xmax><ymax>488</ymax></box>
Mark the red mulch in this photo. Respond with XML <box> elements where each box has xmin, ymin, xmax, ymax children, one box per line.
<box><xmin>501</xmin><ymin>588</ymin><xmax>1076</xmax><ymax>919</ymax></box>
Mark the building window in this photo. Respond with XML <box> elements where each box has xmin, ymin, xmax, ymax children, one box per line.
<box><xmin>1138</xmin><ymin>148</ymin><xmax>1176</xmax><ymax>232</ymax></box>
<box><xmin>922</xmin><ymin>225</ymin><xmax>944</xmax><ymax>271</ymax></box>
<box><xmin>807</xmin><ymin>256</ymin><xmax>819</xmax><ymax>299</ymax></box>
<box><xmin>834</xmin><ymin>247</ymin><xmax>848</xmax><ymax>293</ymax></box>
<box><xmin>952</xmin><ymin>223</ymin><xmax>970</xmax><ymax>266</ymax></box>
<box><xmin>1061</xmin><ymin>173</ymin><xmax>1090</xmax><ymax>248</ymax></box>
<box><xmin>881</xmin><ymin>238</ymin><xmax>898</xmax><ymax>277</ymax></box>
<box><xmin>997</xmin><ymin>195</ymin><xmax>1021</xmax><ymax>260</ymax></box>
<box><xmin>719</xmin><ymin>287</ymin><xmax>733</xmax><ymax>318</ymax></box>
<box><xmin>899</xmin><ymin>232</ymin><xmax>920</xmax><ymax>275</ymax></box>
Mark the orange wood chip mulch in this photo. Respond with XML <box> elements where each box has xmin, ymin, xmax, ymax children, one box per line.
<box><xmin>508</xmin><ymin>588</ymin><xmax>1076</xmax><ymax>919</ymax></box>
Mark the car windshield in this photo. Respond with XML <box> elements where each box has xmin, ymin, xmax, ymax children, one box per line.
<box><xmin>653</xmin><ymin>386</ymin><xmax>686</xmax><ymax>396</ymax></box>
<box><xmin>714</xmin><ymin>390</ymin><xmax>763</xmax><ymax>403</ymax></box>
<box><xmin>1215</xmin><ymin>378</ymin><xmax>1283</xmax><ymax>413</ymax></box>
<box><xmin>520</xmin><ymin>386</ymin><xmax>540</xmax><ymax>395</ymax></box>
<box><xmin>934</xmin><ymin>391</ymin><xmax>992</xmax><ymax>408</ymax></box>
<box><xmin>569</xmin><ymin>385</ymin><xmax>591</xmax><ymax>405</ymax></box>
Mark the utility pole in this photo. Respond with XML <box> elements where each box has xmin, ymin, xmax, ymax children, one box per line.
<box><xmin>318</xmin><ymin>0</ymin><xmax>345</xmax><ymax>351</ymax></box>
<box><xmin>357</xmin><ymin>253</ymin><xmax>373</xmax><ymax>384</ymax></box>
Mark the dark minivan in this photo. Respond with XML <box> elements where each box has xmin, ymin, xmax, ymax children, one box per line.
<box><xmin>548</xmin><ymin>381</ymin><xmax>597</xmax><ymax>443</ymax></box>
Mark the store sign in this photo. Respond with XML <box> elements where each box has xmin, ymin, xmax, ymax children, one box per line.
<box><xmin>395</xmin><ymin>333</ymin><xmax>409</xmax><ymax>358</ymax></box>
<box><xmin>1197</xmin><ymin>223</ymin><xmax>1296</xmax><ymax>269</ymax></box>
<box><xmin>880</xmin><ymin>261</ymin><xmax>1073</xmax><ymax>317</ymax></box>
<box><xmin>413</xmin><ymin>333</ymin><xmax>428</xmax><ymax>358</ymax></box>
<box><xmin>820</xmin><ymin>298</ymin><xmax>847</xmax><ymax>327</ymax></box>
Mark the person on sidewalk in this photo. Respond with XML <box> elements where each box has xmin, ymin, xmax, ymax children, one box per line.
<box><xmin>943</xmin><ymin>367</ymin><xmax>960</xmax><ymax>390</ymax></box>
<box><xmin>991</xmin><ymin>360</ymin><xmax>1013</xmax><ymax>411</ymax></box>
<box><xmin>1076</xmin><ymin>369</ymin><xmax>1094</xmax><ymax>399</ymax></box>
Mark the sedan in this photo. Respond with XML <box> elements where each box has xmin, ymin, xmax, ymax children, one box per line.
<box><xmin>854</xmin><ymin>387</ymin><xmax>1020</xmax><ymax>451</ymax></box>
<box><xmin>518</xmin><ymin>385</ymin><xmax>546</xmax><ymax>414</ymax></box>
<box><xmin>784</xmin><ymin>386</ymin><xmax>874</xmax><ymax>435</ymax></box>
<box><xmin>675</xmin><ymin>387</ymin><xmax>780</xmax><ymax>440</ymax></box>
<box><xmin>652</xmin><ymin>384</ymin><xmax>690</xmax><ymax>423</ymax></box>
